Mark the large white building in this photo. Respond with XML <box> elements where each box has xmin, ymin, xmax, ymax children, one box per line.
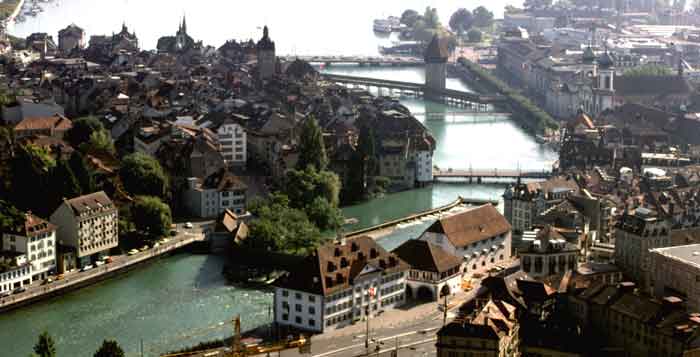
<box><xmin>392</xmin><ymin>239</ymin><xmax>463</xmax><ymax>301</ymax></box>
<box><xmin>2</xmin><ymin>213</ymin><xmax>57</xmax><ymax>281</ymax></box>
<box><xmin>418</xmin><ymin>204</ymin><xmax>512</xmax><ymax>276</ymax></box>
<box><xmin>50</xmin><ymin>192</ymin><xmax>118</xmax><ymax>267</ymax></box>
<box><xmin>650</xmin><ymin>244</ymin><xmax>700</xmax><ymax>313</ymax></box>
<box><xmin>273</xmin><ymin>236</ymin><xmax>409</xmax><ymax>333</ymax></box>
<box><xmin>0</xmin><ymin>253</ymin><xmax>31</xmax><ymax>295</ymax></box>
<box><xmin>184</xmin><ymin>169</ymin><xmax>247</xmax><ymax>218</ymax></box>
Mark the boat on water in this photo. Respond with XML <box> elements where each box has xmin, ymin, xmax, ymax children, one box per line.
<box><xmin>379</xmin><ymin>40</ymin><xmax>423</xmax><ymax>56</ymax></box>
<box><xmin>373</xmin><ymin>19</ymin><xmax>392</xmax><ymax>33</ymax></box>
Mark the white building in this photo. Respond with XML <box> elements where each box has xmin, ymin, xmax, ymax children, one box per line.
<box><xmin>392</xmin><ymin>239</ymin><xmax>463</xmax><ymax>301</ymax></box>
<box><xmin>418</xmin><ymin>204</ymin><xmax>512</xmax><ymax>276</ymax></box>
<box><xmin>50</xmin><ymin>192</ymin><xmax>119</xmax><ymax>267</ymax></box>
<box><xmin>650</xmin><ymin>244</ymin><xmax>700</xmax><ymax>313</ymax></box>
<box><xmin>519</xmin><ymin>226</ymin><xmax>579</xmax><ymax>278</ymax></box>
<box><xmin>414</xmin><ymin>141</ymin><xmax>434</xmax><ymax>185</ymax></box>
<box><xmin>274</xmin><ymin>236</ymin><xmax>409</xmax><ymax>332</ymax></box>
<box><xmin>197</xmin><ymin>114</ymin><xmax>248</xmax><ymax>168</ymax></box>
<box><xmin>184</xmin><ymin>169</ymin><xmax>247</xmax><ymax>218</ymax></box>
<box><xmin>2</xmin><ymin>213</ymin><xmax>57</xmax><ymax>281</ymax></box>
<box><xmin>0</xmin><ymin>253</ymin><xmax>31</xmax><ymax>295</ymax></box>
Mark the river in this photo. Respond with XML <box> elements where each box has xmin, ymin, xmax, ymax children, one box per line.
<box><xmin>0</xmin><ymin>2</ymin><xmax>559</xmax><ymax>356</ymax></box>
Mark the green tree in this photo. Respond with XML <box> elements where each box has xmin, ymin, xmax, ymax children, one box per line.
<box><xmin>284</xmin><ymin>167</ymin><xmax>340</xmax><ymax>209</ymax></box>
<box><xmin>449</xmin><ymin>8</ymin><xmax>473</xmax><ymax>34</ymax></box>
<box><xmin>33</xmin><ymin>331</ymin><xmax>56</xmax><ymax>357</ymax></box>
<box><xmin>246</xmin><ymin>195</ymin><xmax>323</xmax><ymax>255</ymax></box>
<box><xmin>400</xmin><ymin>9</ymin><xmax>420</xmax><ymax>27</ymax></box>
<box><xmin>93</xmin><ymin>339</ymin><xmax>125</xmax><ymax>357</ymax></box>
<box><xmin>623</xmin><ymin>64</ymin><xmax>674</xmax><ymax>77</ymax></box>
<box><xmin>119</xmin><ymin>153</ymin><xmax>170</xmax><ymax>199</ymax></box>
<box><xmin>131</xmin><ymin>196</ymin><xmax>172</xmax><ymax>238</ymax></box>
<box><xmin>306</xmin><ymin>196</ymin><xmax>343</xmax><ymax>231</ymax></box>
<box><xmin>69</xmin><ymin>151</ymin><xmax>95</xmax><ymax>194</ymax></box>
<box><xmin>296</xmin><ymin>116</ymin><xmax>328</xmax><ymax>171</ymax></box>
<box><xmin>10</xmin><ymin>145</ymin><xmax>55</xmax><ymax>216</ymax></box>
<box><xmin>467</xmin><ymin>29</ymin><xmax>483</xmax><ymax>43</ymax></box>
<box><xmin>81</xmin><ymin>129</ymin><xmax>115</xmax><ymax>156</ymax></box>
<box><xmin>423</xmin><ymin>6</ymin><xmax>440</xmax><ymax>29</ymax></box>
<box><xmin>472</xmin><ymin>6</ymin><xmax>494</xmax><ymax>28</ymax></box>
<box><xmin>0</xmin><ymin>199</ymin><xmax>22</xmax><ymax>232</ymax></box>
<box><xmin>65</xmin><ymin>116</ymin><xmax>105</xmax><ymax>149</ymax></box>
<box><xmin>343</xmin><ymin>149</ymin><xmax>366</xmax><ymax>203</ymax></box>
<box><xmin>50</xmin><ymin>159</ymin><xmax>82</xmax><ymax>207</ymax></box>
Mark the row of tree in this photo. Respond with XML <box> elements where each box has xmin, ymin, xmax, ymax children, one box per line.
<box><xmin>448</xmin><ymin>7</ymin><xmax>495</xmax><ymax>34</ymax></box>
<box><xmin>400</xmin><ymin>7</ymin><xmax>457</xmax><ymax>48</ymax></box>
<box><xmin>31</xmin><ymin>331</ymin><xmax>124</xmax><ymax>357</ymax></box>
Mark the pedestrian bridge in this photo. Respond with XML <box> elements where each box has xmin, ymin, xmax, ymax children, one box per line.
<box><xmin>319</xmin><ymin>73</ymin><xmax>507</xmax><ymax>108</ymax></box>
<box><xmin>281</xmin><ymin>55</ymin><xmax>424</xmax><ymax>67</ymax></box>
<box><xmin>433</xmin><ymin>168</ymin><xmax>552</xmax><ymax>182</ymax></box>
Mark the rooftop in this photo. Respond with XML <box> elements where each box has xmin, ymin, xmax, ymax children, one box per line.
<box><xmin>652</xmin><ymin>244</ymin><xmax>700</xmax><ymax>269</ymax></box>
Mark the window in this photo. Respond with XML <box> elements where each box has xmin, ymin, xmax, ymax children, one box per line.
<box><xmin>308</xmin><ymin>295</ymin><xmax>315</xmax><ymax>303</ymax></box>
<box><xmin>308</xmin><ymin>306</ymin><xmax>315</xmax><ymax>314</ymax></box>
<box><xmin>282</xmin><ymin>314</ymin><xmax>289</xmax><ymax>321</ymax></box>
<box><xmin>295</xmin><ymin>316</ymin><xmax>302</xmax><ymax>324</ymax></box>
<box><xmin>295</xmin><ymin>304</ymin><xmax>302</xmax><ymax>312</ymax></box>
<box><xmin>309</xmin><ymin>319</ymin><xmax>316</xmax><ymax>326</ymax></box>
<box><xmin>295</xmin><ymin>292</ymin><xmax>302</xmax><ymax>300</ymax></box>
<box><xmin>282</xmin><ymin>290</ymin><xmax>289</xmax><ymax>297</ymax></box>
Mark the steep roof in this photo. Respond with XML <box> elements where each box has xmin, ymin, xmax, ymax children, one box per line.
<box><xmin>14</xmin><ymin>114</ymin><xmax>72</xmax><ymax>132</ymax></box>
<box><xmin>64</xmin><ymin>191</ymin><xmax>115</xmax><ymax>215</ymax></box>
<box><xmin>4</xmin><ymin>212</ymin><xmax>56</xmax><ymax>237</ymax></box>
<box><xmin>424</xmin><ymin>35</ymin><xmax>448</xmax><ymax>63</ymax></box>
<box><xmin>615</xmin><ymin>75</ymin><xmax>692</xmax><ymax>97</ymax></box>
<box><xmin>423</xmin><ymin>204</ymin><xmax>511</xmax><ymax>249</ymax></box>
<box><xmin>392</xmin><ymin>239</ymin><xmax>462</xmax><ymax>273</ymax></box>
<box><xmin>275</xmin><ymin>236</ymin><xmax>408</xmax><ymax>296</ymax></box>
<box><xmin>203</xmin><ymin>169</ymin><xmax>247</xmax><ymax>191</ymax></box>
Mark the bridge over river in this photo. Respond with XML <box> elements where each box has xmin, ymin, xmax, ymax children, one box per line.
<box><xmin>281</xmin><ymin>55</ymin><xmax>424</xmax><ymax>67</ymax></box>
<box><xmin>320</xmin><ymin>73</ymin><xmax>507</xmax><ymax>109</ymax></box>
<box><xmin>433</xmin><ymin>168</ymin><xmax>552</xmax><ymax>183</ymax></box>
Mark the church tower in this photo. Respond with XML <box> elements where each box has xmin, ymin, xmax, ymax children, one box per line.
<box><xmin>176</xmin><ymin>15</ymin><xmax>188</xmax><ymax>51</ymax></box>
<box><xmin>256</xmin><ymin>26</ymin><xmax>276</xmax><ymax>80</ymax></box>
<box><xmin>424</xmin><ymin>35</ymin><xmax>448</xmax><ymax>94</ymax></box>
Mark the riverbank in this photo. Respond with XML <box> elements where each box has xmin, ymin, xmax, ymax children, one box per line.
<box><xmin>0</xmin><ymin>230</ymin><xmax>205</xmax><ymax>313</ymax></box>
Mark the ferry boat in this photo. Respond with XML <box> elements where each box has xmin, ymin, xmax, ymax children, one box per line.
<box><xmin>379</xmin><ymin>41</ymin><xmax>423</xmax><ymax>56</ymax></box>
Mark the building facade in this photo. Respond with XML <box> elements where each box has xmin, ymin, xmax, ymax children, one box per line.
<box><xmin>614</xmin><ymin>207</ymin><xmax>671</xmax><ymax>289</ymax></box>
<box><xmin>424</xmin><ymin>35</ymin><xmax>448</xmax><ymax>93</ymax></box>
<box><xmin>257</xmin><ymin>26</ymin><xmax>276</xmax><ymax>80</ymax></box>
<box><xmin>2</xmin><ymin>213</ymin><xmax>57</xmax><ymax>282</ymax></box>
<box><xmin>0</xmin><ymin>253</ymin><xmax>31</xmax><ymax>295</ymax></box>
<box><xmin>50</xmin><ymin>192</ymin><xmax>118</xmax><ymax>267</ymax></box>
<box><xmin>650</xmin><ymin>244</ymin><xmax>700</xmax><ymax>313</ymax></box>
<box><xmin>184</xmin><ymin>169</ymin><xmax>247</xmax><ymax>218</ymax></box>
<box><xmin>418</xmin><ymin>204</ymin><xmax>512</xmax><ymax>276</ymax></box>
<box><xmin>58</xmin><ymin>24</ymin><xmax>85</xmax><ymax>53</ymax></box>
<box><xmin>392</xmin><ymin>239</ymin><xmax>463</xmax><ymax>301</ymax></box>
<box><xmin>274</xmin><ymin>236</ymin><xmax>409</xmax><ymax>333</ymax></box>
<box><xmin>520</xmin><ymin>226</ymin><xmax>578</xmax><ymax>278</ymax></box>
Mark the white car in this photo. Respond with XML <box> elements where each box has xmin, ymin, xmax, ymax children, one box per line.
<box><xmin>80</xmin><ymin>265</ymin><xmax>94</xmax><ymax>272</ymax></box>
<box><xmin>184</xmin><ymin>222</ymin><xmax>194</xmax><ymax>229</ymax></box>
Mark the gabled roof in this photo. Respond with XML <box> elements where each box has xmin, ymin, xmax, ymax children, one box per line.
<box><xmin>14</xmin><ymin>114</ymin><xmax>72</xmax><ymax>132</ymax></box>
<box><xmin>275</xmin><ymin>236</ymin><xmax>408</xmax><ymax>296</ymax></box>
<box><xmin>423</xmin><ymin>204</ymin><xmax>511</xmax><ymax>248</ymax></box>
<box><xmin>4</xmin><ymin>212</ymin><xmax>56</xmax><ymax>237</ymax></box>
<box><xmin>63</xmin><ymin>191</ymin><xmax>115</xmax><ymax>215</ymax></box>
<box><xmin>392</xmin><ymin>239</ymin><xmax>462</xmax><ymax>273</ymax></box>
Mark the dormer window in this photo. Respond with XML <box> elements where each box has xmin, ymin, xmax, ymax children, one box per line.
<box><xmin>340</xmin><ymin>257</ymin><xmax>348</xmax><ymax>268</ymax></box>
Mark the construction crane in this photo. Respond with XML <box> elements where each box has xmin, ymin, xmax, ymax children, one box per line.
<box><xmin>160</xmin><ymin>316</ymin><xmax>310</xmax><ymax>357</ymax></box>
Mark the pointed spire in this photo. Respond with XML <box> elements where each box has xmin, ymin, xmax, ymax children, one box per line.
<box><xmin>263</xmin><ymin>25</ymin><xmax>269</xmax><ymax>39</ymax></box>
<box><xmin>181</xmin><ymin>14</ymin><xmax>187</xmax><ymax>34</ymax></box>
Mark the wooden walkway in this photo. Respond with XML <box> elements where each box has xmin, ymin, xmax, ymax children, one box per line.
<box><xmin>281</xmin><ymin>55</ymin><xmax>423</xmax><ymax>67</ymax></box>
<box><xmin>433</xmin><ymin>169</ymin><xmax>552</xmax><ymax>181</ymax></box>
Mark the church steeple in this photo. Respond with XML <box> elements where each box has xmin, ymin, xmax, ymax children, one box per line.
<box><xmin>180</xmin><ymin>15</ymin><xmax>187</xmax><ymax>34</ymax></box>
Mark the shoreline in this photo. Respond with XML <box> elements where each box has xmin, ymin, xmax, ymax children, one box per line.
<box><xmin>0</xmin><ymin>232</ymin><xmax>205</xmax><ymax>314</ymax></box>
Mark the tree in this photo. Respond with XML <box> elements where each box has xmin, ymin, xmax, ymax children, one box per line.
<box><xmin>283</xmin><ymin>167</ymin><xmax>341</xmax><ymax>209</ymax></box>
<box><xmin>0</xmin><ymin>199</ymin><xmax>22</xmax><ymax>232</ymax></box>
<box><xmin>10</xmin><ymin>145</ymin><xmax>55</xmax><ymax>216</ymax></box>
<box><xmin>467</xmin><ymin>29</ymin><xmax>483</xmax><ymax>43</ymax></box>
<box><xmin>131</xmin><ymin>196</ymin><xmax>172</xmax><ymax>238</ymax></box>
<box><xmin>33</xmin><ymin>331</ymin><xmax>56</xmax><ymax>357</ymax></box>
<box><xmin>343</xmin><ymin>149</ymin><xmax>366</xmax><ymax>204</ymax></box>
<box><xmin>296</xmin><ymin>116</ymin><xmax>328</xmax><ymax>171</ymax></box>
<box><xmin>119</xmin><ymin>153</ymin><xmax>170</xmax><ymax>199</ymax></box>
<box><xmin>94</xmin><ymin>340</ymin><xmax>125</xmax><ymax>357</ymax></box>
<box><xmin>65</xmin><ymin>116</ymin><xmax>105</xmax><ymax>149</ymax></box>
<box><xmin>306</xmin><ymin>197</ymin><xmax>343</xmax><ymax>231</ymax></box>
<box><xmin>69</xmin><ymin>151</ymin><xmax>95</xmax><ymax>194</ymax></box>
<box><xmin>623</xmin><ymin>64</ymin><xmax>674</xmax><ymax>77</ymax></box>
<box><xmin>423</xmin><ymin>6</ymin><xmax>440</xmax><ymax>29</ymax></box>
<box><xmin>504</xmin><ymin>5</ymin><xmax>524</xmax><ymax>14</ymax></box>
<box><xmin>81</xmin><ymin>129</ymin><xmax>115</xmax><ymax>156</ymax></box>
<box><xmin>50</xmin><ymin>159</ymin><xmax>82</xmax><ymax>208</ymax></box>
<box><xmin>524</xmin><ymin>0</ymin><xmax>553</xmax><ymax>9</ymax></box>
<box><xmin>472</xmin><ymin>6</ymin><xmax>494</xmax><ymax>28</ymax></box>
<box><xmin>449</xmin><ymin>8</ymin><xmax>472</xmax><ymax>34</ymax></box>
<box><xmin>400</xmin><ymin>9</ymin><xmax>420</xmax><ymax>27</ymax></box>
